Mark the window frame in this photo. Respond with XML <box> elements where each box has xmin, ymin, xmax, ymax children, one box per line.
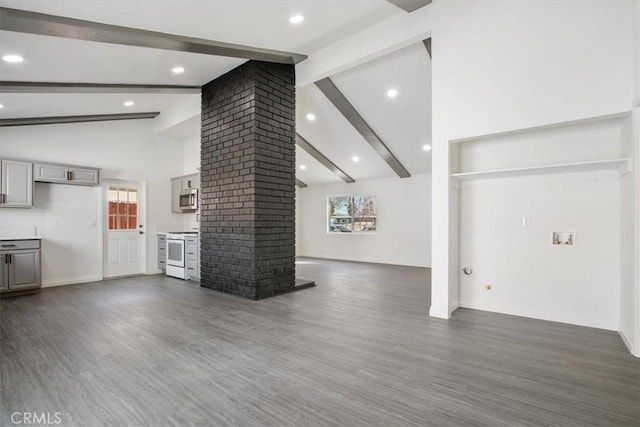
<box><xmin>327</xmin><ymin>194</ymin><xmax>378</xmax><ymax>235</ymax></box>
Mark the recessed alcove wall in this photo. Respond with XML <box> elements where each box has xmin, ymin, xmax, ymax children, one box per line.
<box><xmin>454</xmin><ymin>113</ymin><xmax>633</xmax><ymax>330</ymax></box>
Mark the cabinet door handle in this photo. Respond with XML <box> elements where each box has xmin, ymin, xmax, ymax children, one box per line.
<box><xmin>7</xmin><ymin>254</ymin><xmax>12</xmax><ymax>264</ymax></box>
<box><xmin>1</xmin><ymin>244</ymin><xmax>17</xmax><ymax>248</ymax></box>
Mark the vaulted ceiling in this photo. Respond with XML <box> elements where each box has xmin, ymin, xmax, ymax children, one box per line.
<box><xmin>0</xmin><ymin>0</ymin><xmax>431</xmax><ymax>185</ymax></box>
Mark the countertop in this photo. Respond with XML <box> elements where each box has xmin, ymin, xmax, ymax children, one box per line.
<box><xmin>157</xmin><ymin>231</ymin><xmax>198</xmax><ymax>235</ymax></box>
<box><xmin>0</xmin><ymin>236</ymin><xmax>42</xmax><ymax>241</ymax></box>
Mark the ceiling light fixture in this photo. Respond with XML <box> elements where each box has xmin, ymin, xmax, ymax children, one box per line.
<box><xmin>422</xmin><ymin>144</ymin><xmax>432</xmax><ymax>151</ymax></box>
<box><xmin>386</xmin><ymin>89</ymin><xmax>398</xmax><ymax>98</ymax></box>
<box><xmin>123</xmin><ymin>101</ymin><xmax>135</xmax><ymax>107</ymax></box>
<box><xmin>172</xmin><ymin>66</ymin><xmax>185</xmax><ymax>74</ymax></box>
<box><xmin>2</xmin><ymin>55</ymin><xmax>23</xmax><ymax>63</ymax></box>
<box><xmin>351</xmin><ymin>156</ymin><xmax>360</xmax><ymax>162</ymax></box>
<box><xmin>289</xmin><ymin>15</ymin><xmax>304</xmax><ymax>24</ymax></box>
<box><xmin>306</xmin><ymin>113</ymin><xmax>316</xmax><ymax>121</ymax></box>
<box><xmin>0</xmin><ymin>104</ymin><xmax>4</xmax><ymax>109</ymax></box>
<box><xmin>300</xmin><ymin>165</ymin><xmax>307</xmax><ymax>170</ymax></box>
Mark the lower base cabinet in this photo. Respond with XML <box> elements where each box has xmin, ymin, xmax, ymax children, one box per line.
<box><xmin>185</xmin><ymin>236</ymin><xmax>199</xmax><ymax>282</ymax></box>
<box><xmin>0</xmin><ymin>239</ymin><xmax>42</xmax><ymax>294</ymax></box>
<box><xmin>158</xmin><ymin>234</ymin><xmax>166</xmax><ymax>271</ymax></box>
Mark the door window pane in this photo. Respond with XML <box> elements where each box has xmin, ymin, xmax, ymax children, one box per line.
<box><xmin>108</xmin><ymin>186</ymin><xmax>138</xmax><ymax>230</ymax></box>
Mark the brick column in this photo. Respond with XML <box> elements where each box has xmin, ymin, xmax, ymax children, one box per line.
<box><xmin>200</xmin><ymin>60</ymin><xmax>296</xmax><ymax>299</ymax></box>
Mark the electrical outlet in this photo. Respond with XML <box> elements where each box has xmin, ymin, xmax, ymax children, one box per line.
<box><xmin>484</xmin><ymin>284</ymin><xmax>492</xmax><ymax>290</ymax></box>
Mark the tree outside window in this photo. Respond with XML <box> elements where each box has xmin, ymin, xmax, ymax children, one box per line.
<box><xmin>328</xmin><ymin>195</ymin><xmax>377</xmax><ymax>233</ymax></box>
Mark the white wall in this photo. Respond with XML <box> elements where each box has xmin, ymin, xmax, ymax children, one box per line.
<box><xmin>0</xmin><ymin>119</ymin><xmax>184</xmax><ymax>286</ymax></box>
<box><xmin>181</xmin><ymin>134</ymin><xmax>201</xmax><ymax>231</ymax></box>
<box><xmin>459</xmin><ymin>173</ymin><xmax>621</xmax><ymax>330</ymax></box>
<box><xmin>296</xmin><ymin>174</ymin><xmax>431</xmax><ymax>267</ymax></box>
<box><xmin>430</xmin><ymin>0</ymin><xmax>636</xmax><ymax>320</ymax></box>
<box><xmin>183</xmin><ymin>135</ymin><xmax>200</xmax><ymax>174</ymax></box>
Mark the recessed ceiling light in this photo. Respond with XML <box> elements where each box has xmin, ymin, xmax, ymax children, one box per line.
<box><xmin>300</xmin><ymin>165</ymin><xmax>307</xmax><ymax>170</ymax></box>
<box><xmin>306</xmin><ymin>113</ymin><xmax>316</xmax><ymax>121</ymax></box>
<box><xmin>2</xmin><ymin>55</ymin><xmax>23</xmax><ymax>63</ymax></box>
<box><xmin>0</xmin><ymin>104</ymin><xmax>4</xmax><ymax>109</ymax></box>
<box><xmin>387</xmin><ymin>89</ymin><xmax>398</xmax><ymax>98</ymax></box>
<box><xmin>351</xmin><ymin>156</ymin><xmax>360</xmax><ymax>162</ymax></box>
<box><xmin>289</xmin><ymin>15</ymin><xmax>304</xmax><ymax>24</ymax></box>
<box><xmin>422</xmin><ymin>144</ymin><xmax>432</xmax><ymax>151</ymax></box>
<box><xmin>123</xmin><ymin>101</ymin><xmax>135</xmax><ymax>107</ymax></box>
<box><xmin>172</xmin><ymin>66</ymin><xmax>185</xmax><ymax>74</ymax></box>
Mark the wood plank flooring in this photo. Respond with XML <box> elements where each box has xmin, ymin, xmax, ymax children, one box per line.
<box><xmin>1</xmin><ymin>257</ymin><xmax>638</xmax><ymax>426</ymax></box>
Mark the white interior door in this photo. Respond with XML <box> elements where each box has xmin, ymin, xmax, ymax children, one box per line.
<box><xmin>104</xmin><ymin>183</ymin><xmax>145</xmax><ymax>278</ymax></box>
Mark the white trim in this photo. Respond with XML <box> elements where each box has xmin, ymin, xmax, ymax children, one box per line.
<box><xmin>451</xmin><ymin>159</ymin><xmax>630</xmax><ymax>182</ymax></box>
<box><xmin>97</xmin><ymin>185</ymin><xmax>105</xmax><ymax>281</ymax></box>
<box><xmin>296</xmin><ymin>252</ymin><xmax>429</xmax><ymax>268</ymax></box>
<box><xmin>449</xmin><ymin>111</ymin><xmax>631</xmax><ymax>144</ymax></box>
<box><xmin>296</xmin><ymin>5</ymin><xmax>432</xmax><ymax>86</ymax></box>
<box><xmin>459</xmin><ymin>299</ymin><xmax>617</xmax><ymax>331</ymax></box>
<box><xmin>458</xmin><ymin>169</ymin><xmax>622</xmax><ymax>190</ymax></box>
<box><xmin>101</xmin><ymin>178</ymin><xmax>147</xmax><ymax>278</ymax></box>
<box><xmin>449</xmin><ymin>300</ymin><xmax>460</xmax><ymax>313</ymax></box>
<box><xmin>42</xmin><ymin>274</ymin><xmax>103</xmax><ymax>288</ymax></box>
<box><xmin>618</xmin><ymin>329</ymin><xmax>638</xmax><ymax>358</ymax></box>
<box><xmin>429</xmin><ymin>304</ymin><xmax>450</xmax><ymax>319</ymax></box>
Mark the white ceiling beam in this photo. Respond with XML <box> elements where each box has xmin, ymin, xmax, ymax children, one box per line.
<box><xmin>296</xmin><ymin>5</ymin><xmax>433</xmax><ymax>86</ymax></box>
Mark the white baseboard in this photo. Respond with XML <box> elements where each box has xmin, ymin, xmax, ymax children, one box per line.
<box><xmin>458</xmin><ymin>299</ymin><xmax>617</xmax><ymax>331</ymax></box>
<box><xmin>296</xmin><ymin>252</ymin><xmax>430</xmax><ymax>268</ymax></box>
<box><xmin>42</xmin><ymin>274</ymin><xmax>103</xmax><ymax>288</ymax></box>
<box><xmin>429</xmin><ymin>305</ymin><xmax>451</xmax><ymax>319</ymax></box>
<box><xmin>618</xmin><ymin>328</ymin><xmax>639</xmax><ymax>358</ymax></box>
<box><xmin>450</xmin><ymin>300</ymin><xmax>460</xmax><ymax>313</ymax></box>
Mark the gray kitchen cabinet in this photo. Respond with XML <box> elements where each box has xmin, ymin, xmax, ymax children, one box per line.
<box><xmin>171</xmin><ymin>173</ymin><xmax>200</xmax><ymax>213</ymax></box>
<box><xmin>158</xmin><ymin>234</ymin><xmax>166</xmax><ymax>271</ymax></box>
<box><xmin>0</xmin><ymin>159</ymin><xmax>33</xmax><ymax>208</ymax></box>
<box><xmin>171</xmin><ymin>178</ymin><xmax>182</xmax><ymax>213</ymax></box>
<box><xmin>182</xmin><ymin>173</ymin><xmax>199</xmax><ymax>190</ymax></box>
<box><xmin>0</xmin><ymin>255</ymin><xmax>7</xmax><ymax>291</ymax></box>
<box><xmin>185</xmin><ymin>235</ymin><xmax>199</xmax><ymax>281</ymax></box>
<box><xmin>34</xmin><ymin>162</ymin><xmax>99</xmax><ymax>186</ymax></box>
<box><xmin>0</xmin><ymin>239</ymin><xmax>41</xmax><ymax>294</ymax></box>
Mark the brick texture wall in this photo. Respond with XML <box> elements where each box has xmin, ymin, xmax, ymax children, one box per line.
<box><xmin>200</xmin><ymin>60</ymin><xmax>296</xmax><ymax>299</ymax></box>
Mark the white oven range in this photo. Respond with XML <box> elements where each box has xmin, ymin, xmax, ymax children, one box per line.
<box><xmin>165</xmin><ymin>232</ymin><xmax>197</xmax><ymax>279</ymax></box>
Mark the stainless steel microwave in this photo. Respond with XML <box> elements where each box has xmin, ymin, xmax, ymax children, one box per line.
<box><xmin>179</xmin><ymin>188</ymin><xmax>198</xmax><ymax>211</ymax></box>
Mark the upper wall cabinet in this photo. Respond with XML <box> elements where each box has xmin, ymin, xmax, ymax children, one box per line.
<box><xmin>34</xmin><ymin>162</ymin><xmax>99</xmax><ymax>186</ymax></box>
<box><xmin>181</xmin><ymin>173</ymin><xmax>199</xmax><ymax>191</ymax></box>
<box><xmin>171</xmin><ymin>173</ymin><xmax>200</xmax><ymax>213</ymax></box>
<box><xmin>0</xmin><ymin>159</ymin><xmax>34</xmax><ymax>208</ymax></box>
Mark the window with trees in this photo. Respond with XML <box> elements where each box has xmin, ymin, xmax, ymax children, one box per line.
<box><xmin>328</xmin><ymin>195</ymin><xmax>377</xmax><ymax>233</ymax></box>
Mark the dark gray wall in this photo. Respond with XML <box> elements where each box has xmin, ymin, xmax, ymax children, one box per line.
<box><xmin>200</xmin><ymin>60</ymin><xmax>296</xmax><ymax>299</ymax></box>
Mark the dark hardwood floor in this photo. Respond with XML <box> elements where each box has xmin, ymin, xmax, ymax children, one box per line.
<box><xmin>1</xmin><ymin>257</ymin><xmax>638</xmax><ymax>426</ymax></box>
